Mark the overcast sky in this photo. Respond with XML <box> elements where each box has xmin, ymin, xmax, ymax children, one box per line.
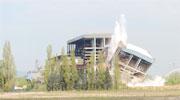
<box><xmin>0</xmin><ymin>0</ymin><xmax>180</xmax><ymax>76</ymax></box>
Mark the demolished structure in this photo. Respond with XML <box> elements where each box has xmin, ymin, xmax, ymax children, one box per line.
<box><xmin>115</xmin><ymin>44</ymin><xmax>153</xmax><ymax>83</ymax></box>
<box><xmin>67</xmin><ymin>15</ymin><xmax>153</xmax><ymax>84</ymax></box>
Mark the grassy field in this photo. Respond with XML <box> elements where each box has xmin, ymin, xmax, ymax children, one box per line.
<box><xmin>0</xmin><ymin>86</ymin><xmax>180</xmax><ymax>100</ymax></box>
<box><xmin>0</xmin><ymin>94</ymin><xmax>179</xmax><ymax>100</ymax></box>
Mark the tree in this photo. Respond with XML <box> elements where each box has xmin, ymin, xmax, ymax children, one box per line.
<box><xmin>47</xmin><ymin>72</ymin><xmax>61</xmax><ymax>91</ymax></box>
<box><xmin>104</xmin><ymin>67</ymin><xmax>112</xmax><ymax>90</ymax></box>
<box><xmin>44</xmin><ymin>45</ymin><xmax>53</xmax><ymax>84</ymax></box>
<box><xmin>87</xmin><ymin>53</ymin><xmax>95</xmax><ymax>90</ymax></box>
<box><xmin>60</xmin><ymin>47</ymin><xmax>70</xmax><ymax>90</ymax></box>
<box><xmin>96</xmin><ymin>51</ymin><xmax>106</xmax><ymax>89</ymax></box>
<box><xmin>69</xmin><ymin>50</ymin><xmax>79</xmax><ymax>90</ymax></box>
<box><xmin>45</xmin><ymin>45</ymin><xmax>61</xmax><ymax>91</ymax></box>
<box><xmin>0</xmin><ymin>60</ymin><xmax>4</xmax><ymax>89</ymax></box>
<box><xmin>113</xmin><ymin>55</ymin><xmax>121</xmax><ymax>90</ymax></box>
<box><xmin>2</xmin><ymin>41</ymin><xmax>16</xmax><ymax>91</ymax></box>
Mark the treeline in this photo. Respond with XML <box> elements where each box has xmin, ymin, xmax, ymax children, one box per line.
<box><xmin>44</xmin><ymin>45</ymin><xmax>124</xmax><ymax>91</ymax></box>
<box><xmin>0</xmin><ymin>41</ymin><xmax>16</xmax><ymax>91</ymax></box>
<box><xmin>1</xmin><ymin>42</ymin><xmax>180</xmax><ymax>92</ymax></box>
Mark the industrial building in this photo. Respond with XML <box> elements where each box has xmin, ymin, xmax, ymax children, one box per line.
<box><xmin>67</xmin><ymin>33</ymin><xmax>111</xmax><ymax>62</ymax></box>
<box><xmin>66</xmin><ymin>33</ymin><xmax>153</xmax><ymax>83</ymax></box>
<box><xmin>116</xmin><ymin>44</ymin><xmax>153</xmax><ymax>83</ymax></box>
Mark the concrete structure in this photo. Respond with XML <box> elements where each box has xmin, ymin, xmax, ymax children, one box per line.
<box><xmin>116</xmin><ymin>44</ymin><xmax>153</xmax><ymax>83</ymax></box>
<box><xmin>67</xmin><ymin>33</ymin><xmax>153</xmax><ymax>83</ymax></box>
<box><xmin>67</xmin><ymin>33</ymin><xmax>111</xmax><ymax>63</ymax></box>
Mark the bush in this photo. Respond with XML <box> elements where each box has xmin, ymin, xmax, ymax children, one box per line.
<box><xmin>26</xmin><ymin>79</ymin><xmax>34</xmax><ymax>91</ymax></box>
<box><xmin>15</xmin><ymin>77</ymin><xmax>27</xmax><ymax>87</ymax></box>
<box><xmin>47</xmin><ymin>72</ymin><xmax>65</xmax><ymax>91</ymax></box>
<box><xmin>32</xmin><ymin>83</ymin><xmax>46</xmax><ymax>91</ymax></box>
<box><xmin>4</xmin><ymin>79</ymin><xmax>14</xmax><ymax>92</ymax></box>
<box><xmin>166</xmin><ymin>72</ymin><xmax>180</xmax><ymax>85</ymax></box>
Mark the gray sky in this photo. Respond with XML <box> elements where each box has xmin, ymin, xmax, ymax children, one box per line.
<box><xmin>0</xmin><ymin>0</ymin><xmax>180</xmax><ymax>76</ymax></box>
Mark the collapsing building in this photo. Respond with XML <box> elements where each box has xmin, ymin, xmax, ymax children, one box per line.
<box><xmin>67</xmin><ymin>33</ymin><xmax>153</xmax><ymax>84</ymax></box>
<box><xmin>116</xmin><ymin>44</ymin><xmax>153</xmax><ymax>83</ymax></box>
<box><xmin>66</xmin><ymin>15</ymin><xmax>153</xmax><ymax>84</ymax></box>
